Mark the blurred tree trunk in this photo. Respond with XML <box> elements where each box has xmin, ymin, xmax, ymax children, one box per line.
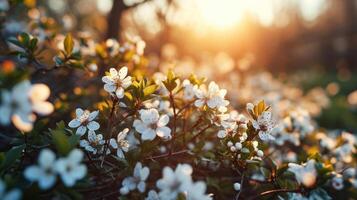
<box><xmin>106</xmin><ymin>0</ymin><xmax>126</xmax><ymax>40</ymax></box>
<box><xmin>344</xmin><ymin>0</ymin><xmax>357</xmax><ymax>69</ymax></box>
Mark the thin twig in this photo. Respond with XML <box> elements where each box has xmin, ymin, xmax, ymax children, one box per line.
<box><xmin>169</xmin><ymin>91</ymin><xmax>177</xmax><ymax>155</ymax></box>
<box><xmin>249</xmin><ymin>188</ymin><xmax>302</xmax><ymax>200</ymax></box>
<box><xmin>189</xmin><ymin>124</ymin><xmax>212</xmax><ymax>143</ymax></box>
<box><xmin>101</xmin><ymin>98</ymin><xmax>118</xmax><ymax>166</ymax></box>
<box><xmin>145</xmin><ymin>149</ymin><xmax>188</xmax><ymax>160</ymax></box>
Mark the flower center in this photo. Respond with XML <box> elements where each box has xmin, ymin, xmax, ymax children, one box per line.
<box><xmin>260</xmin><ymin>124</ymin><xmax>268</xmax><ymax>131</ymax></box>
<box><xmin>10</xmin><ymin>101</ymin><xmax>18</xmax><ymax>109</ymax></box>
<box><xmin>150</xmin><ymin>123</ymin><xmax>158</xmax><ymax>130</ymax></box>
<box><xmin>79</xmin><ymin>110</ymin><xmax>90</xmax><ymax>124</ymax></box>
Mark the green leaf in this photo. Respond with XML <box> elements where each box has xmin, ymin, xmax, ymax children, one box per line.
<box><xmin>52</xmin><ymin>130</ymin><xmax>71</xmax><ymax>156</ymax></box>
<box><xmin>64</xmin><ymin>34</ymin><xmax>74</xmax><ymax>55</ymax></box>
<box><xmin>0</xmin><ymin>144</ymin><xmax>25</xmax><ymax>171</ymax></box>
<box><xmin>143</xmin><ymin>84</ymin><xmax>157</xmax><ymax>96</ymax></box>
<box><xmin>19</xmin><ymin>32</ymin><xmax>30</xmax><ymax>47</ymax></box>
<box><xmin>68</xmin><ymin>134</ymin><xmax>80</xmax><ymax>149</ymax></box>
<box><xmin>29</xmin><ymin>38</ymin><xmax>38</xmax><ymax>50</ymax></box>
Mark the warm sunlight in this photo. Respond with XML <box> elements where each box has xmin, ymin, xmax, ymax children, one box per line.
<box><xmin>195</xmin><ymin>0</ymin><xmax>326</xmax><ymax>29</ymax></box>
<box><xmin>195</xmin><ymin>0</ymin><xmax>275</xmax><ymax>28</ymax></box>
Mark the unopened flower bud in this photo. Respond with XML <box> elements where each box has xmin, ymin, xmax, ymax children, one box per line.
<box><xmin>234</xmin><ymin>182</ymin><xmax>241</xmax><ymax>191</ymax></box>
<box><xmin>230</xmin><ymin>146</ymin><xmax>236</xmax><ymax>152</ymax></box>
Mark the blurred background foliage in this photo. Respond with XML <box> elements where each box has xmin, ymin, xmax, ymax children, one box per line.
<box><xmin>2</xmin><ymin>0</ymin><xmax>357</xmax><ymax>131</ymax></box>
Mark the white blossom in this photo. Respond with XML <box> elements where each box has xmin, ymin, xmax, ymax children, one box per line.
<box><xmin>133</xmin><ymin>108</ymin><xmax>171</xmax><ymax>141</ymax></box>
<box><xmin>194</xmin><ymin>81</ymin><xmax>229</xmax><ymax>113</ymax></box>
<box><xmin>182</xmin><ymin>79</ymin><xmax>196</xmax><ymax>101</ymax></box>
<box><xmin>120</xmin><ymin>162</ymin><xmax>150</xmax><ymax>194</ymax></box>
<box><xmin>110</xmin><ymin>128</ymin><xmax>130</xmax><ymax>159</ymax></box>
<box><xmin>102</xmin><ymin>67</ymin><xmax>132</xmax><ymax>98</ymax></box>
<box><xmin>156</xmin><ymin>164</ymin><xmax>211</xmax><ymax>200</ymax></box>
<box><xmin>79</xmin><ymin>130</ymin><xmax>105</xmax><ymax>154</ymax></box>
<box><xmin>252</xmin><ymin>111</ymin><xmax>275</xmax><ymax>141</ymax></box>
<box><xmin>55</xmin><ymin>149</ymin><xmax>87</xmax><ymax>187</ymax></box>
<box><xmin>0</xmin><ymin>81</ymin><xmax>53</xmax><ymax>132</ymax></box>
<box><xmin>288</xmin><ymin>159</ymin><xmax>317</xmax><ymax>188</ymax></box>
<box><xmin>24</xmin><ymin>149</ymin><xmax>57</xmax><ymax>190</ymax></box>
<box><xmin>68</xmin><ymin>108</ymin><xmax>100</xmax><ymax>136</ymax></box>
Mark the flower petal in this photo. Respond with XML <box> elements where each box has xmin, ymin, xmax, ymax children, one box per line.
<box><xmin>68</xmin><ymin>149</ymin><xmax>84</xmax><ymax>163</ymax></box>
<box><xmin>39</xmin><ymin>149</ymin><xmax>56</xmax><ymax>167</ymax></box>
<box><xmin>68</xmin><ymin>119</ymin><xmax>81</xmax><ymax>128</ymax></box>
<box><xmin>157</xmin><ymin>115</ymin><xmax>169</xmax><ymax>127</ymax></box>
<box><xmin>28</xmin><ymin>84</ymin><xmax>50</xmax><ymax>102</ymax></box>
<box><xmin>115</xmin><ymin>87</ymin><xmax>124</xmax><ymax>99</ymax></box>
<box><xmin>87</xmin><ymin>121</ymin><xmax>100</xmax><ymax>131</ymax></box>
<box><xmin>88</xmin><ymin>110</ymin><xmax>99</xmax><ymax>121</ymax></box>
<box><xmin>118</xmin><ymin>67</ymin><xmax>128</xmax><ymax>80</ymax></box>
<box><xmin>141</xmin><ymin>129</ymin><xmax>156</xmax><ymax>141</ymax></box>
<box><xmin>76</xmin><ymin>126</ymin><xmax>87</xmax><ymax>136</ymax></box>
<box><xmin>32</xmin><ymin>101</ymin><xmax>54</xmax><ymax>116</ymax></box>
<box><xmin>75</xmin><ymin>108</ymin><xmax>84</xmax><ymax>118</ymax></box>
<box><xmin>156</xmin><ymin>127</ymin><xmax>171</xmax><ymax>139</ymax></box>
<box><xmin>109</xmin><ymin>68</ymin><xmax>118</xmax><ymax>76</ymax></box>
<box><xmin>137</xmin><ymin>181</ymin><xmax>146</xmax><ymax>193</ymax></box>
<box><xmin>110</xmin><ymin>138</ymin><xmax>118</xmax><ymax>149</ymax></box>
<box><xmin>104</xmin><ymin>84</ymin><xmax>116</xmax><ymax>93</ymax></box>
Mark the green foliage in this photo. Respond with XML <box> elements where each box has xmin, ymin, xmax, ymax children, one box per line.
<box><xmin>51</xmin><ymin>121</ymin><xmax>79</xmax><ymax>156</ymax></box>
<box><xmin>162</xmin><ymin>70</ymin><xmax>179</xmax><ymax>92</ymax></box>
<box><xmin>0</xmin><ymin>144</ymin><xmax>25</xmax><ymax>173</ymax></box>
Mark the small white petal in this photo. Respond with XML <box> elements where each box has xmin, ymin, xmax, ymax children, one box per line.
<box><xmin>76</xmin><ymin>126</ymin><xmax>87</xmax><ymax>136</ymax></box>
<box><xmin>68</xmin><ymin>119</ymin><xmax>81</xmax><ymax>128</ymax></box>
<box><xmin>32</xmin><ymin>101</ymin><xmax>54</xmax><ymax>115</ymax></box>
<box><xmin>109</xmin><ymin>68</ymin><xmax>118</xmax><ymax>76</ymax></box>
<box><xmin>87</xmin><ymin>121</ymin><xmax>100</xmax><ymax>131</ymax></box>
<box><xmin>75</xmin><ymin>108</ymin><xmax>84</xmax><ymax>118</ymax></box>
<box><xmin>104</xmin><ymin>84</ymin><xmax>116</xmax><ymax>93</ymax></box>
<box><xmin>157</xmin><ymin>115</ymin><xmax>169</xmax><ymax>127</ymax></box>
<box><xmin>156</xmin><ymin>127</ymin><xmax>171</xmax><ymax>139</ymax></box>
<box><xmin>137</xmin><ymin>181</ymin><xmax>146</xmax><ymax>193</ymax></box>
<box><xmin>115</xmin><ymin>87</ymin><xmax>125</xmax><ymax>98</ymax></box>
<box><xmin>88</xmin><ymin>110</ymin><xmax>99</xmax><ymax>121</ymax></box>
<box><xmin>141</xmin><ymin>129</ymin><xmax>156</xmax><ymax>141</ymax></box>
<box><xmin>118</xmin><ymin>67</ymin><xmax>128</xmax><ymax>80</ymax></box>
<box><xmin>39</xmin><ymin>149</ymin><xmax>56</xmax><ymax>168</ymax></box>
<box><xmin>110</xmin><ymin>138</ymin><xmax>118</xmax><ymax>149</ymax></box>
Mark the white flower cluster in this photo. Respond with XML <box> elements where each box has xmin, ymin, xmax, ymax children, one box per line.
<box><xmin>217</xmin><ymin>110</ymin><xmax>248</xmax><ymax>139</ymax></box>
<box><xmin>24</xmin><ymin>148</ymin><xmax>87</xmax><ymax>190</ymax></box>
<box><xmin>147</xmin><ymin>164</ymin><xmax>212</xmax><ymax>200</ymax></box>
<box><xmin>0</xmin><ymin>80</ymin><xmax>54</xmax><ymax>132</ymax></box>
<box><xmin>316</xmin><ymin>131</ymin><xmax>357</xmax><ymax>169</ymax></box>
<box><xmin>272</xmin><ymin>107</ymin><xmax>315</xmax><ymax>146</ymax></box>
